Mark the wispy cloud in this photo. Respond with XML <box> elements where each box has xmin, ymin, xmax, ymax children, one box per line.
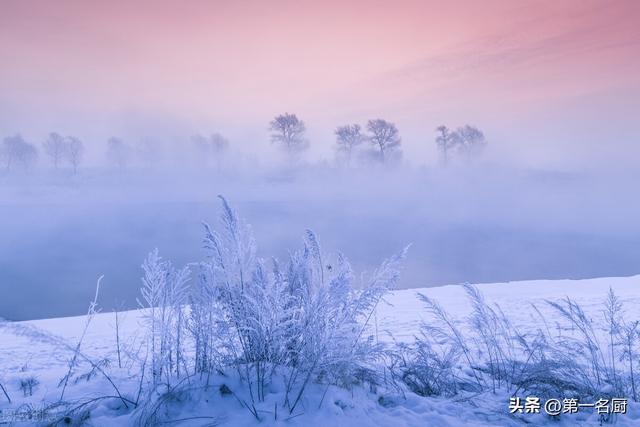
<box><xmin>380</xmin><ymin>1</ymin><xmax>640</xmax><ymax>105</ymax></box>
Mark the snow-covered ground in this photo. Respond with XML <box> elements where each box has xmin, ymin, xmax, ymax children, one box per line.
<box><xmin>2</xmin><ymin>275</ymin><xmax>640</xmax><ymax>426</ymax></box>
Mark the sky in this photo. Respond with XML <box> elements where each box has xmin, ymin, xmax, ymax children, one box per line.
<box><xmin>1</xmin><ymin>0</ymin><xmax>639</xmax><ymax>168</ymax></box>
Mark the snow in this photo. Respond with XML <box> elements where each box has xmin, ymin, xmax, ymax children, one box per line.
<box><xmin>2</xmin><ymin>275</ymin><xmax>640</xmax><ymax>426</ymax></box>
<box><xmin>379</xmin><ymin>275</ymin><xmax>640</xmax><ymax>344</ymax></box>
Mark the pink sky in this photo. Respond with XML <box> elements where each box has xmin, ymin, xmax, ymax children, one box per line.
<box><xmin>1</xmin><ymin>0</ymin><xmax>639</xmax><ymax>167</ymax></box>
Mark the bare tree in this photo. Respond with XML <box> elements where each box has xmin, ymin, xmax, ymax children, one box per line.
<box><xmin>335</xmin><ymin>124</ymin><xmax>364</xmax><ymax>167</ymax></box>
<box><xmin>456</xmin><ymin>125</ymin><xmax>487</xmax><ymax>159</ymax></box>
<box><xmin>65</xmin><ymin>136</ymin><xmax>84</xmax><ymax>174</ymax></box>
<box><xmin>1</xmin><ymin>134</ymin><xmax>38</xmax><ymax>171</ymax></box>
<box><xmin>435</xmin><ymin>125</ymin><xmax>460</xmax><ymax>165</ymax></box>
<box><xmin>269</xmin><ymin>113</ymin><xmax>308</xmax><ymax>156</ymax></box>
<box><xmin>436</xmin><ymin>125</ymin><xmax>486</xmax><ymax>164</ymax></box>
<box><xmin>366</xmin><ymin>119</ymin><xmax>401</xmax><ymax>163</ymax></box>
<box><xmin>106</xmin><ymin>137</ymin><xmax>130</xmax><ymax>170</ymax></box>
<box><xmin>42</xmin><ymin>132</ymin><xmax>67</xmax><ymax>169</ymax></box>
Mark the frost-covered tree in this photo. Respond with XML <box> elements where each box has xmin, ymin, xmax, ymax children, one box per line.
<box><xmin>435</xmin><ymin>125</ymin><xmax>458</xmax><ymax>165</ymax></box>
<box><xmin>65</xmin><ymin>136</ymin><xmax>84</xmax><ymax>174</ymax></box>
<box><xmin>269</xmin><ymin>113</ymin><xmax>308</xmax><ymax>156</ymax></box>
<box><xmin>335</xmin><ymin>124</ymin><xmax>364</xmax><ymax>167</ymax></box>
<box><xmin>436</xmin><ymin>125</ymin><xmax>487</xmax><ymax>164</ymax></box>
<box><xmin>42</xmin><ymin>132</ymin><xmax>67</xmax><ymax>169</ymax></box>
<box><xmin>455</xmin><ymin>125</ymin><xmax>487</xmax><ymax>159</ymax></box>
<box><xmin>106</xmin><ymin>137</ymin><xmax>130</xmax><ymax>170</ymax></box>
<box><xmin>1</xmin><ymin>134</ymin><xmax>37</xmax><ymax>171</ymax></box>
<box><xmin>366</xmin><ymin>119</ymin><xmax>401</xmax><ymax>163</ymax></box>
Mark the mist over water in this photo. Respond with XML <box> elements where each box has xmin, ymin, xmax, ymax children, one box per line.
<box><xmin>0</xmin><ymin>0</ymin><xmax>639</xmax><ymax>323</ymax></box>
<box><xmin>1</xmin><ymin>165</ymin><xmax>638</xmax><ymax>321</ymax></box>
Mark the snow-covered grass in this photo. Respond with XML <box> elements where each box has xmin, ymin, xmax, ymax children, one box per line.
<box><xmin>1</xmin><ymin>197</ymin><xmax>639</xmax><ymax>426</ymax></box>
<box><xmin>1</xmin><ymin>276</ymin><xmax>640</xmax><ymax>426</ymax></box>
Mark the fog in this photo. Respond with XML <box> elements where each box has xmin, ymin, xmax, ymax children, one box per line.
<box><xmin>1</xmin><ymin>162</ymin><xmax>639</xmax><ymax>321</ymax></box>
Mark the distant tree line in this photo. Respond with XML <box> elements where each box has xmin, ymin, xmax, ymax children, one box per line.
<box><xmin>268</xmin><ymin>113</ymin><xmax>405</xmax><ymax>166</ymax></box>
<box><xmin>0</xmin><ymin>135</ymin><xmax>37</xmax><ymax>171</ymax></box>
<box><xmin>0</xmin><ymin>115</ymin><xmax>486</xmax><ymax>173</ymax></box>
<box><xmin>268</xmin><ymin>112</ymin><xmax>486</xmax><ymax>167</ymax></box>
<box><xmin>435</xmin><ymin>125</ymin><xmax>487</xmax><ymax>165</ymax></box>
<box><xmin>0</xmin><ymin>133</ymin><xmax>85</xmax><ymax>174</ymax></box>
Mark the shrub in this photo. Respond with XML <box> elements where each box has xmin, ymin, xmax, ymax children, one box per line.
<box><xmin>138</xmin><ymin>196</ymin><xmax>408</xmax><ymax>418</ymax></box>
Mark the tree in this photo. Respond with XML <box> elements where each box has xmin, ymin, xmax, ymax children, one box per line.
<box><xmin>42</xmin><ymin>132</ymin><xmax>67</xmax><ymax>169</ymax></box>
<box><xmin>366</xmin><ymin>119</ymin><xmax>401</xmax><ymax>163</ymax></box>
<box><xmin>269</xmin><ymin>113</ymin><xmax>308</xmax><ymax>156</ymax></box>
<box><xmin>456</xmin><ymin>125</ymin><xmax>487</xmax><ymax>159</ymax></box>
<box><xmin>1</xmin><ymin>135</ymin><xmax>37</xmax><ymax>171</ymax></box>
<box><xmin>436</xmin><ymin>125</ymin><xmax>487</xmax><ymax>164</ymax></box>
<box><xmin>435</xmin><ymin>125</ymin><xmax>460</xmax><ymax>165</ymax></box>
<box><xmin>65</xmin><ymin>136</ymin><xmax>84</xmax><ymax>174</ymax></box>
<box><xmin>106</xmin><ymin>137</ymin><xmax>130</xmax><ymax>170</ymax></box>
<box><xmin>335</xmin><ymin>124</ymin><xmax>364</xmax><ymax>167</ymax></box>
